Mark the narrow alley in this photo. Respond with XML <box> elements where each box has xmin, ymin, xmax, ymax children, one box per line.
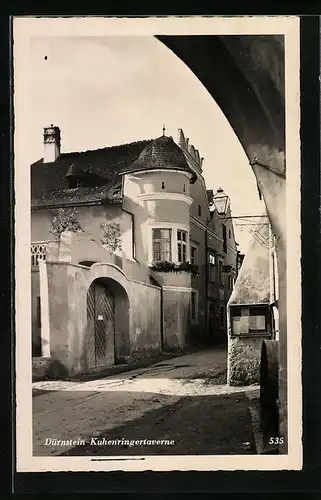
<box><xmin>32</xmin><ymin>348</ymin><xmax>260</xmax><ymax>457</ymax></box>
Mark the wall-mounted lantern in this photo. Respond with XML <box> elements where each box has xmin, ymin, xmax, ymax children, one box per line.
<box><xmin>213</xmin><ymin>187</ymin><xmax>229</xmax><ymax>216</ymax></box>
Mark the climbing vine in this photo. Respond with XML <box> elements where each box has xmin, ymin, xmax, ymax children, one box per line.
<box><xmin>100</xmin><ymin>221</ymin><xmax>122</xmax><ymax>253</ymax></box>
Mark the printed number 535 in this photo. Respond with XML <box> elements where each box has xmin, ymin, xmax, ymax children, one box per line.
<box><xmin>269</xmin><ymin>437</ymin><xmax>284</xmax><ymax>445</ymax></box>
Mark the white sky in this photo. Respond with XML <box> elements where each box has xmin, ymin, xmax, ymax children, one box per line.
<box><xmin>28</xmin><ymin>35</ymin><xmax>266</xmax><ymax>253</ymax></box>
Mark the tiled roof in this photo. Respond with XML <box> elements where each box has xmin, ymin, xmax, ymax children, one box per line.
<box><xmin>31</xmin><ymin>140</ymin><xmax>152</xmax><ymax>208</ymax></box>
<box><xmin>31</xmin><ymin>135</ymin><xmax>195</xmax><ymax>208</ymax></box>
<box><xmin>125</xmin><ymin>135</ymin><xmax>196</xmax><ymax>179</ymax></box>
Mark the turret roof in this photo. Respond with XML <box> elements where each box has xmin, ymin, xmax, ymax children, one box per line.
<box><xmin>123</xmin><ymin>135</ymin><xmax>195</xmax><ymax>179</ymax></box>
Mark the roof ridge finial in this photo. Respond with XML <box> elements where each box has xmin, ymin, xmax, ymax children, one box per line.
<box><xmin>162</xmin><ymin>124</ymin><xmax>166</xmax><ymax>136</ymax></box>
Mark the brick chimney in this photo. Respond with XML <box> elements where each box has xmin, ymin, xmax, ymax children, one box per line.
<box><xmin>43</xmin><ymin>125</ymin><xmax>61</xmax><ymax>163</ymax></box>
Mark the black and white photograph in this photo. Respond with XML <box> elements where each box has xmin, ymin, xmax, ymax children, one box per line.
<box><xmin>14</xmin><ymin>16</ymin><xmax>301</xmax><ymax>471</ymax></box>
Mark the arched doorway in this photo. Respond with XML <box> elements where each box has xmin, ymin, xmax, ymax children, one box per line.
<box><xmin>87</xmin><ymin>279</ymin><xmax>115</xmax><ymax>368</ymax></box>
<box><xmin>86</xmin><ymin>277</ymin><xmax>130</xmax><ymax>369</ymax></box>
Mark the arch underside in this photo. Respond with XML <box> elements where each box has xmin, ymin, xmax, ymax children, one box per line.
<box><xmin>157</xmin><ymin>35</ymin><xmax>286</xmax><ymax>239</ymax></box>
<box><xmin>157</xmin><ymin>35</ymin><xmax>285</xmax><ymax>171</ymax></box>
<box><xmin>158</xmin><ymin>35</ymin><xmax>288</xmax><ymax>444</ymax></box>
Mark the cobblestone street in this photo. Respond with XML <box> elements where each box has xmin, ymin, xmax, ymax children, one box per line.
<box><xmin>33</xmin><ymin>348</ymin><xmax>260</xmax><ymax>456</ymax></box>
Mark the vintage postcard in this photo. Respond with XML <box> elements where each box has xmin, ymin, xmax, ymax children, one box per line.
<box><xmin>14</xmin><ymin>15</ymin><xmax>302</xmax><ymax>472</ymax></box>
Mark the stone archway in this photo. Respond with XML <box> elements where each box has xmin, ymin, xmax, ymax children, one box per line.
<box><xmin>157</xmin><ymin>35</ymin><xmax>288</xmax><ymax>442</ymax></box>
<box><xmin>158</xmin><ymin>35</ymin><xmax>285</xmax><ymax>238</ymax></box>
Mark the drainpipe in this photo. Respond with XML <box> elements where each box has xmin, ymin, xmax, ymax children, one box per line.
<box><xmin>160</xmin><ymin>286</ymin><xmax>164</xmax><ymax>351</ymax></box>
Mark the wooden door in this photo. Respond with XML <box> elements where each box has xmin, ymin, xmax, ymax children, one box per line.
<box><xmin>87</xmin><ymin>281</ymin><xmax>115</xmax><ymax>369</ymax></box>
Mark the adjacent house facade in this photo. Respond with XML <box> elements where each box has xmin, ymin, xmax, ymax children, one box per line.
<box><xmin>31</xmin><ymin>126</ymin><xmax>238</xmax><ymax>378</ymax></box>
<box><xmin>226</xmin><ymin>219</ymin><xmax>279</xmax><ymax>386</ymax></box>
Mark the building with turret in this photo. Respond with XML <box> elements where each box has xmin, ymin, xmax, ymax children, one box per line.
<box><xmin>31</xmin><ymin>126</ymin><xmax>238</xmax><ymax>378</ymax></box>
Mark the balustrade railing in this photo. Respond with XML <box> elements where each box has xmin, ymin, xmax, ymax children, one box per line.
<box><xmin>31</xmin><ymin>241</ymin><xmax>54</xmax><ymax>266</ymax></box>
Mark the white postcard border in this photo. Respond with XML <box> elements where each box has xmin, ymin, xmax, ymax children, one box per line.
<box><xmin>13</xmin><ymin>15</ymin><xmax>302</xmax><ymax>472</ymax></box>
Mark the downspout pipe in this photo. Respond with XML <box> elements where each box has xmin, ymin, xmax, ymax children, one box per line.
<box><xmin>160</xmin><ymin>286</ymin><xmax>164</xmax><ymax>351</ymax></box>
